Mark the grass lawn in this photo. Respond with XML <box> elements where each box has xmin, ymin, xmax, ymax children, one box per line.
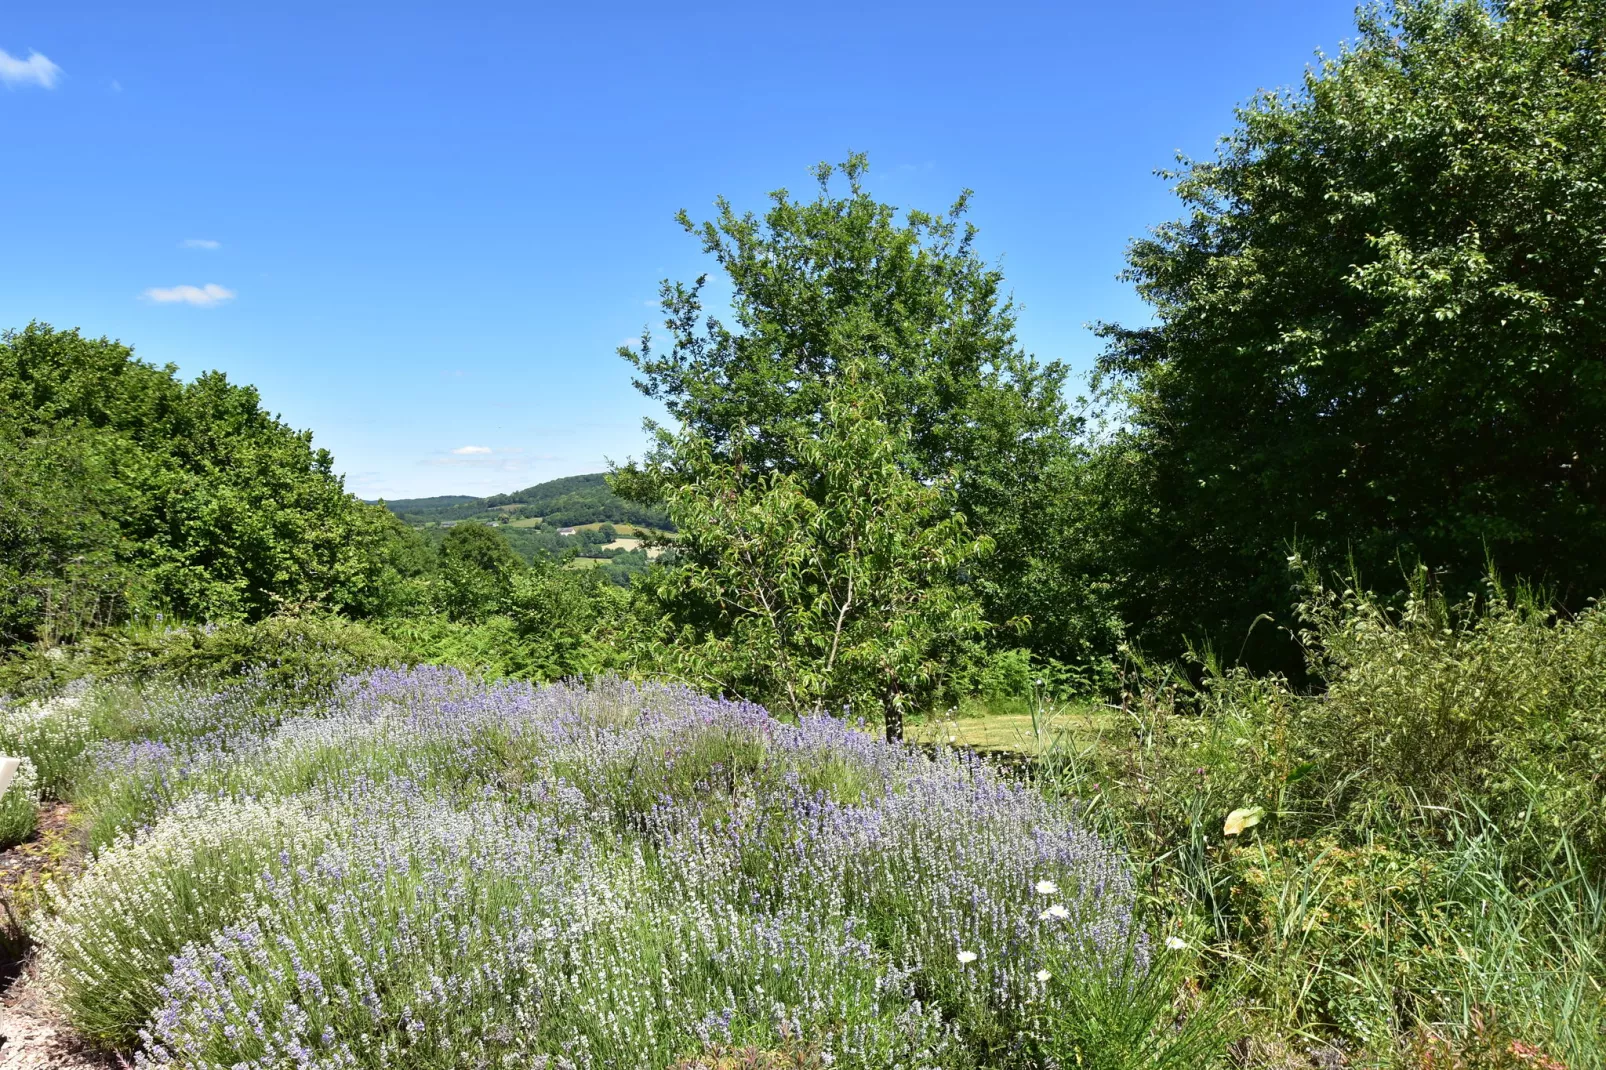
<box><xmin>906</xmin><ymin>700</ymin><xmax>1111</xmax><ymax>756</ymax></box>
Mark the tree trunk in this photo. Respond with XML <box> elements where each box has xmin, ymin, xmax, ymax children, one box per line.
<box><xmin>882</xmin><ymin>686</ymin><xmax>903</xmax><ymax>744</ymax></box>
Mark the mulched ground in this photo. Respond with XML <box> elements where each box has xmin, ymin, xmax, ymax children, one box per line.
<box><xmin>0</xmin><ymin>803</ymin><xmax>81</xmax><ymax>980</ymax></box>
<box><xmin>0</xmin><ymin>970</ymin><xmax>116</xmax><ymax>1070</ymax></box>
<box><xmin>0</xmin><ymin>804</ymin><xmax>76</xmax><ymax>901</ymax></box>
<box><xmin>0</xmin><ymin>806</ymin><xmax>113</xmax><ymax>1070</ymax></box>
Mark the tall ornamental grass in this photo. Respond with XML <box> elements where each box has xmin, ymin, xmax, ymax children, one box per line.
<box><xmin>36</xmin><ymin>669</ymin><xmax>1200</xmax><ymax>1069</ymax></box>
<box><xmin>1034</xmin><ymin>572</ymin><xmax>1606</xmax><ymax>1066</ymax></box>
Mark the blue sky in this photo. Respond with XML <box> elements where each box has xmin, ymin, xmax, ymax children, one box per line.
<box><xmin>1</xmin><ymin>2</ymin><xmax>1362</xmax><ymax>500</ymax></box>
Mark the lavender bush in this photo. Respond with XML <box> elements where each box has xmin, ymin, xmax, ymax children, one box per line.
<box><xmin>0</xmin><ymin>679</ymin><xmax>96</xmax><ymax>798</ymax></box>
<box><xmin>38</xmin><ymin>668</ymin><xmax>1155</xmax><ymax>1068</ymax></box>
<box><xmin>0</xmin><ymin>755</ymin><xmax>40</xmax><ymax>846</ymax></box>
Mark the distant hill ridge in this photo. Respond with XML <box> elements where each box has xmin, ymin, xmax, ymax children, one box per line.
<box><xmin>377</xmin><ymin>494</ymin><xmax>479</xmax><ymax>512</ymax></box>
<box><xmin>379</xmin><ymin>473</ymin><xmax>671</xmax><ymax>530</ymax></box>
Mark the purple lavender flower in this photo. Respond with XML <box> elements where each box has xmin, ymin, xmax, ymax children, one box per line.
<box><xmin>40</xmin><ymin>667</ymin><xmax>1137</xmax><ymax>1069</ymax></box>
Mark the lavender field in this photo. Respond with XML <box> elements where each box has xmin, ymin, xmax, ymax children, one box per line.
<box><xmin>11</xmin><ymin>669</ymin><xmax>1206</xmax><ymax>1069</ymax></box>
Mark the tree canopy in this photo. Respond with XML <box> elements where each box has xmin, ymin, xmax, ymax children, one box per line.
<box><xmin>0</xmin><ymin>323</ymin><xmax>416</xmax><ymax>644</ymax></box>
<box><xmin>1097</xmin><ymin>0</ymin><xmax>1606</xmax><ymax>659</ymax></box>
<box><xmin>628</xmin><ymin>374</ymin><xmax>991</xmax><ymax>739</ymax></box>
<box><xmin>617</xmin><ymin>155</ymin><xmax>1112</xmax><ymax>663</ymax></box>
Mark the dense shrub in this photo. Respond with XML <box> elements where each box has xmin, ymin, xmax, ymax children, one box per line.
<box><xmin>376</xmin><ymin>568</ymin><xmax>631</xmax><ymax>682</ymax></box>
<box><xmin>94</xmin><ymin>614</ymin><xmax>410</xmax><ymax>695</ymax></box>
<box><xmin>1132</xmin><ymin>572</ymin><xmax>1606</xmax><ymax>859</ymax></box>
<box><xmin>1081</xmin><ymin>570</ymin><xmax>1606</xmax><ymax>857</ymax></box>
<box><xmin>0</xmin><ymin>615</ymin><xmax>409</xmax><ymax>704</ymax></box>
<box><xmin>1292</xmin><ymin>573</ymin><xmax>1606</xmax><ymax>849</ymax></box>
<box><xmin>1045</xmin><ymin>572</ymin><xmax>1606</xmax><ymax>1063</ymax></box>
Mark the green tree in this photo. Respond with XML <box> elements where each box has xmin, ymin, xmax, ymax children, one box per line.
<box><xmin>0</xmin><ymin>323</ymin><xmax>415</xmax><ymax>634</ymax></box>
<box><xmin>0</xmin><ymin>425</ymin><xmax>140</xmax><ymax>646</ymax></box>
<box><xmin>435</xmin><ymin>523</ymin><xmax>524</xmax><ymax>621</ymax></box>
<box><xmin>1097</xmin><ymin>0</ymin><xmax>1606</xmax><ymax>661</ymax></box>
<box><xmin>628</xmin><ymin>375</ymin><xmax>992</xmax><ymax>740</ymax></box>
<box><xmin>618</xmin><ymin>156</ymin><xmax>1101</xmax><ymax>664</ymax></box>
<box><xmin>506</xmin><ymin>564</ymin><xmax>631</xmax><ymax>678</ymax></box>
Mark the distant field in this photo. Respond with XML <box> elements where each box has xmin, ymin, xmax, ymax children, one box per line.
<box><xmin>568</xmin><ymin>522</ymin><xmax>662</xmax><ymax>537</ymax></box>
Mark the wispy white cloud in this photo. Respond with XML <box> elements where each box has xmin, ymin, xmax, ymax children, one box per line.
<box><xmin>109</xmin><ymin>79</ymin><xmax>122</xmax><ymax>93</ymax></box>
<box><xmin>0</xmin><ymin>49</ymin><xmax>62</xmax><ymax>89</ymax></box>
<box><xmin>180</xmin><ymin>238</ymin><xmax>220</xmax><ymax>250</ymax></box>
<box><xmin>423</xmin><ymin>446</ymin><xmax>552</xmax><ymax>471</ymax></box>
<box><xmin>142</xmin><ymin>283</ymin><xmax>235</xmax><ymax>307</ymax></box>
<box><xmin>423</xmin><ymin>456</ymin><xmax>530</xmax><ymax>470</ymax></box>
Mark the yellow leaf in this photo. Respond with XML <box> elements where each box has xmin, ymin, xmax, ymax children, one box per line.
<box><xmin>1224</xmin><ymin>806</ymin><xmax>1265</xmax><ymax>837</ymax></box>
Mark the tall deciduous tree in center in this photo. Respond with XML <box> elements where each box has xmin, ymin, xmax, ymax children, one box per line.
<box><xmin>618</xmin><ymin>155</ymin><xmax>1118</xmax><ymax>672</ymax></box>
<box><xmin>626</xmin><ymin>374</ymin><xmax>992</xmax><ymax>740</ymax></box>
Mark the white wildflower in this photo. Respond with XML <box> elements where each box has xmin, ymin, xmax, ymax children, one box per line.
<box><xmin>1034</xmin><ymin>879</ymin><xmax>1059</xmax><ymax>895</ymax></box>
<box><xmin>957</xmin><ymin>950</ymin><xmax>978</xmax><ymax>965</ymax></box>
